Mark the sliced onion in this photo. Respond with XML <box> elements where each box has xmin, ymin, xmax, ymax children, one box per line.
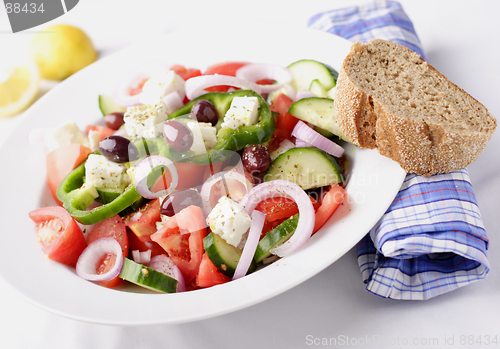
<box><xmin>185</xmin><ymin>75</ymin><xmax>262</xmax><ymax>100</ymax></box>
<box><xmin>146</xmin><ymin>255</ymin><xmax>186</xmax><ymax>292</ymax></box>
<box><xmin>270</xmin><ymin>138</ymin><xmax>295</xmax><ymax>161</ymax></box>
<box><xmin>292</xmin><ymin>121</ymin><xmax>344</xmax><ymax>158</ymax></box>
<box><xmin>282</xmin><ymin>84</ymin><xmax>297</xmax><ymax>101</ymax></box>
<box><xmin>162</xmin><ymin>91</ymin><xmax>184</xmax><ymax>114</ymax></box>
<box><xmin>76</xmin><ymin>237</ymin><xmax>123</xmax><ymax>281</ymax></box>
<box><xmin>233</xmin><ymin>210</ymin><xmax>265</xmax><ymax>280</ymax></box>
<box><xmin>200</xmin><ymin>169</ymin><xmax>252</xmax><ymax>216</ymax></box>
<box><xmin>131</xmin><ymin>249</ymin><xmax>151</xmax><ymax>264</ymax></box>
<box><xmin>294</xmin><ymin>138</ymin><xmax>312</xmax><ymax>148</ymax></box>
<box><xmin>235</xmin><ymin>63</ymin><xmax>292</xmax><ymax>94</ymax></box>
<box><xmin>239</xmin><ymin>180</ymin><xmax>315</xmax><ymax>257</ymax></box>
<box><xmin>113</xmin><ymin>127</ymin><xmax>129</xmax><ymax>138</ymax></box>
<box><xmin>134</xmin><ymin>155</ymin><xmax>178</xmax><ymax>199</ymax></box>
<box><xmin>112</xmin><ymin>62</ymin><xmax>168</xmax><ymax>107</ymax></box>
<box><xmin>294</xmin><ymin>90</ymin><xmax>316</xmax><ymax>101</ymax></box>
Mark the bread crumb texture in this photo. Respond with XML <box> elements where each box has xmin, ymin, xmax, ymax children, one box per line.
<box><xmin>335</xmin><ymin>39</ymin><xmax>497</xmax><ymax>176</ymax></box>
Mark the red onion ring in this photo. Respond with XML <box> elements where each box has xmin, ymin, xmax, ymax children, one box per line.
<box><xmin>185</xmin><ymin>75</ymin><xmax>262</xmax><ymax>100</ymax></box>
<box><xmin>134</xmin><ymin>155</ymin><xmax>179</xmax><ymax>199</ymax></box>
<box><xmin>294</xmin><ymin>90</ymin><xmax>317</xmax><ymax>101</ymax></box>
<box><xmin>162</xmin><ymin>91</ymin><xmax>184</xmax><ymax>114</ymax></box>
<box><xmin>112</xmin><ymin>62</ymin><xmax>169</xmax><ymax>107</ymax></box>
<box><xmin>282</xmin><ymin>84</ymin><xmax>297</xmax><ymax>101</ymax></box>
<box><xmin>235</xmin><ymin>63</ymin><xmax>293</xmax><ymax>94</ymax></box>
<box><xmin>112</xmin><ymin>127</ymin><xmax>129</xmax><ymax>138</ymax></box>
<box><xmin>200</xmin><ymin>169</ymin><xmax>253</xmax><ymax>216</ymax></box>
<box><xmin>270</xmin><ymin>138</ymin><xmax>296</xmax><ymax>161</ymax></box>
<box><xmin>131</xmin><ymin>249</ymin><xmax>151</xmax><ymax>264</ymax></box>
<box><xmin>233</xmin><ymin>210</ymin><xmax>265</xmax><ymax>280</ymax></box>
<box><xmin>292</xmin><ymin>121</ymin><xmax>344</xmax><ymax>158</ymax></box>
<box><xmin>76</xmin><ymin>237</ymin><xmax>123</xmax><ymax>281</ymax></box>
<box><xmin>146</xmin><ymin>255</ymin><xmax>186</xmax><ymax>292</ymax></box>
<box><xmin>239</xmin><ymin>180</ymin><xmax>315</xmax><ymax>257</ymax></box>
<box><xmin>294</xmin><ymin>138</ymin><xmax>312</xmax><ymax>148</ymax></box>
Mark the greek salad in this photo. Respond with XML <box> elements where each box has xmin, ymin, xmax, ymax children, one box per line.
<box><xmin>29</xmin><ymin>59</ymin><xmax>349</xmax><ymax>293</ymax></box>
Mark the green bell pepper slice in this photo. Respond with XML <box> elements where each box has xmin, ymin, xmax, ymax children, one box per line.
<box><xmin>56</xmin><ymin>137</ymin><xmax>170</xmax><ymax>225</ymax></box>
<box><xmin>167</xmin><ymin>89</ymin><xmax>276</xmax><ymax>165</ymax></box>
<box><xmin>56</xmin><ymin>161</ymin><xmax>143</xmax><ymax>225</ymax></box>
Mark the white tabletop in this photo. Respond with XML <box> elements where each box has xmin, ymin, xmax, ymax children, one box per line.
<box><xmin>1</xmin><ymin>1</ymin><xmax>499</xmax><ymax>348</ymax></box>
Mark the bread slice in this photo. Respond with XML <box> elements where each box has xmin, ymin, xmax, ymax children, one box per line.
<box><xmin>335</xmin><ymin>39</ymin><xmax>497</xmax><ymax>176</ymax></box>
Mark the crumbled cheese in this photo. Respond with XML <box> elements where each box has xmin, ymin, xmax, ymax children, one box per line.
<box><xmin>88</xmin><ymin>129</ymin><xmax>101</xmax><ymax>151</ymax></box>
<box><xmin>206</xmin><ymin>196</ymin><xmax>252</xmax><ymax>248</ymax></box>
<box><xmin>124</xmin><ymin>102</ymin><xmax>168</xmax><ymax>139</ymax></box>
<box><xmin>186</xmin><ymin>121</ymin><xmax>218</xmax><ymax>154</ymax></box>
<box><xmin>44</xmin><ymin>122</ymin><xmax>90</xmax><ymax>152</ymax></box>
<box><xmin>138</xmin><ymin>70</ymin><xmax>186</xmax><ymax>105</ymax></box>
<box><xmin>221</xmin><ymin>96</ymin><xmax>260</xmax><ymax>130</ymax></box>
<box><xmin>85</xmin><ymin>154</ymin><xmax>128</xmax><ymax>189</ymax></box>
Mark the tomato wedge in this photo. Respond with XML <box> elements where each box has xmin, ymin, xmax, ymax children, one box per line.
<box><xmin>169</xmin><ymin>64</ymin><xmax>202</xmax><ymax>81</ymax></box>
<box><xmin>46</xmin><ymin>143</ymin><xmax>91</xmax><ymax>205</ymax></box>
<box><xmin>313</xmin><ymin>185</ymin><xmax>346</xmax><ymax>233</ymax></box>
<box><xmin>128</xmin><ymin>77</ymin><xmax>148</xmax><ymax>96</ymax></box>
<box><xmin>29</xmin><ymin>206</ymin><xmax>87</xmax><ymax>266</ymax></box>
<box><xmin>196</xmin><ymin>253</ymin><xmax>230</xmax><ymax>288</ymax></box>
<box><xmin>127</xmin><ymin>228</ymin><xmax>165</xmax><ymax>257</ymax></box>
<box><xmin>150</xmin><ymin>162</ymin><xmax>209</xmax><ymax>193</ymax></box>
<box><xmin>203</xmin><ymin>61</ymin><xmax>249</xmax><ymax>92</ymax></box>
<box><xmin>150</xmin><ymin>206</ymin><xmax>208</xmax><ymax>283</ymax></box>
<box><xmin>86</xmin><ymin>125</ymin><xmax>116</xmax><ymax>141</ymax></box>
<box><xmin>256</xmin><ymin>197</ymin><xmax>320</xmax><ymax>238</ymax></box>
<box><xmin>87</xmin><ymin>215</ymin><xmax>129</xmax><ymax>256</ymax></box>
<box><xmin>95</xmin><ymin>254</ymin><xmax>123</xmax><ymax>288</ymax></box>
<box><xmin>270</xmin><ymin>94</ymin><xmax>300</xmax><ymax>135</ymax></box>
<box><xmin>123</xmin><ymin>199</ymin><xmax>161</xmax><ymax>242</ymax></box>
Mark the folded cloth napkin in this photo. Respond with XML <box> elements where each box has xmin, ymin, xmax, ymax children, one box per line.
<box><xmin>308</xmin><ymin>0</ymin><xmax>490</xmax><ymax>300</ymax></box>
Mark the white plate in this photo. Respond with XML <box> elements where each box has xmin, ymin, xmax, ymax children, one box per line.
<box><xmin>0</xmin><ymin>23</ymin><xmax>406</xmax><ymax>325</ymax></box>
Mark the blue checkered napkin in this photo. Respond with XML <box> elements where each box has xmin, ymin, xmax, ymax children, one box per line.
<box><xmin>309</xmin><ymin>0</ymin><xmax>490</xmax><ymax>300</ymax></box>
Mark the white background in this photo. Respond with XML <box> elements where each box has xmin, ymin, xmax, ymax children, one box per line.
<box><xmin>1</xmin><ymin>0</ymin><xmax>499</xmax><ymax>348</ymax></box>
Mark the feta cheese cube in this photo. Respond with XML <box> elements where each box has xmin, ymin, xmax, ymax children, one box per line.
<box><xmin>206</xmin><ymin>196</ymin><xmax>252</xmax><ymax>248</ymax></box>
<box><xmin>88</xmin><ymin>129</ymin><xmax>101</xmax><ymax>151</ymax></box>
<box><xmin>138</xmin><ymin>70</ymin><xmax>186</xmax><ymax>105</ymax></box>
<box><xmin>186</xmin><ymin>121</ymin><xmax>218</xmax><ymax>154</ymax></box>
<box><xmin>124</xmin><ymin>102</ymin><xmax>168</xmax><ymax>139</ymax></box>
<box><xmin>221</xmin><ymin>96</ymin><xmax>260</xmax><ymax>130</ymax></box>
<box><xmin>44</xmin><ymin>122</ymin><xmax>90</xmax><ymax>152</ymax></box>
<box><xmin>85</xmin><ymin>154</ymin><xmax>128</xmax><ymax>189</ymax></box>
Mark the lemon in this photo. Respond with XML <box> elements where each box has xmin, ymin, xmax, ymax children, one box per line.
<box><xmin>29</xmin><ymin>24</ymin><xmax>97</xmax><ymax>81</ymax></box>
<box><xmin>0</xmin><ymin>62</ymin><xmax>40</xmax><ymax>117</ymax></box>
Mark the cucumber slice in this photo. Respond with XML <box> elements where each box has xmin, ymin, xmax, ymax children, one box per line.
<box><xmin>203</xmin><ymin>232</ymin><xmax>256</xmax><ymax>278</ymax></box>
<box><xmin>254</xmin><ymin>214</ymin><xmax>299</xmax><ymax>263</ymax></box>
<box><xmin>288</xmin><ymin>97</ymin><xmax>350</xmax><ymax>142</ymax></box>
<box><xmin>315</xmin><ymin>127</ymin><xmax>335</xmax><ymax>138</ymax></box>
<box><xmin>288</xmin><ymin>59</ymin><xmax>337</xmax><ymax>92</ymax></box>
<box><xmin>98</xmin><ymin>95</ymin><xmax>126</xmax><ymax>116</ymax></box>
<box><xmin>309</xmin><ymin>79</ymin><xmax>328</xmax><ymax>98</ymax></box>
<box><xmin>203</xmin><ymin>232</ymin><xmax>241</xmax><ymax>277</ymax></box>
<box><xmin>119</xmin><ymin>257</ymin><xmax>177</xmax><ymax>293</ymax></box>
<box><xmin>326</xmin><ymin>86</ymin><xmax>336</xmax><ymax>100</ymax></box>
<box><xmin>265</xmin><ymin>147</ymin><xmax>343</xmax><ymax>190</ymax></box>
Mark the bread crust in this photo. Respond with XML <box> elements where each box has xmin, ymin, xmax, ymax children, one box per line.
<box><xmin>335</xmin><ymin>40</ymin><xmax>496</xmax><ymax>176</ymax></box>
